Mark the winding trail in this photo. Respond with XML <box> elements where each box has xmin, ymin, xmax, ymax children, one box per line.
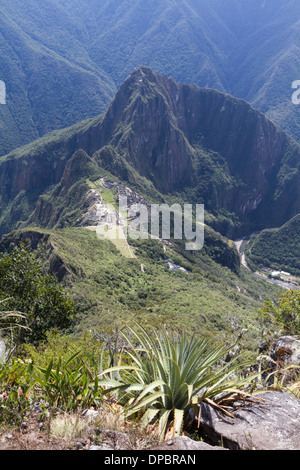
<box><xmin>234</xmin><ymin>238</ymin><xmax>249</xmax><ymax>269</ymax></box>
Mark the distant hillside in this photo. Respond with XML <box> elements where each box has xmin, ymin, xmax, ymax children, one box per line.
<box><xmin>0</xmin><ymin>1</ymin><xmax>115</xmax><ymax>156</ymax></box>
<box><xmin>220</xmin><ymin>0</ymin><xmax>300</xmax><ymax>145</ymax></box>
<box><xmin>246</xmin><ymin>214</ymin><xmax>300</xmax><ymax>276</ymax></box>
<box><xmin>1</xmin><ymin>0</ymin><xmax>300</xmax><ymax>156</ymax></box>
<box><xmin>0</xmin><ymin>65</ymin><xmax>290</xmax><ymax>350</ymax></box>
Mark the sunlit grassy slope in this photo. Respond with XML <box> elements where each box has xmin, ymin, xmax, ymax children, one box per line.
<box><xmin>0</xmin><ymin>226</ymin><xmax>281</xmax><ymax>360</ymax></box>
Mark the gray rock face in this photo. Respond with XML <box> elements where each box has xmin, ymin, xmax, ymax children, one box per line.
<box><xmin>193</xmin><ymin>391</ymin><xmax>300</xmax><ymax>450</ymax></box>
<box><xmin>90</xmin><ymin>444</ymin><xmax>114</xmax><ymax>451</ymax></box>
<box><xmin>151</xmin><ymin>436</ymin><xmax>227</xmax><ymax>451</ymax></box>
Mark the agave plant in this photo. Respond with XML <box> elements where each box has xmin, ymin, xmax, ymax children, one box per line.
<box><xmin>99</xmin><ymin>324</ymin><xmax>255</xmax><ymax>441</ymax></box>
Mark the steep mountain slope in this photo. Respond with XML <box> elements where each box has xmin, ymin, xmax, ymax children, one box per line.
<box><xmin>83</xmin><ymin>0</ymin><xmax>233</xmax><ymax>90</ymax></box>
<box><xmin>220</xmin><ymin>0</ymin><xmax>300</xmax><ymax>144</ymax></box>
<box><xmin>1</xmin><ymin>67</ymin><xmax>300</xmax><ymax>243</ymax></box>
<box><xmin>0</xmin><ymin>1</ymin><xmax>115</xmax><ymax>156</ymax></box>
<box><xmin>0</xmin><ymin>0</ymin><xmax>232</xmax><ymax>155</ymax></box>
<box><xmin>0</xmin><ymin>66</ymin><xmax>293</xmax><ymax>347</ymax></box>
<box><xmin>246</xmin><ymin>214</ymin><xmax>300</xmax><ymax>276</ymax></box>
<box><xmin>0</xmin><ymin>225</ymin><xmax>280</xmax><ymax>352</ymax></box>
<box><xmin>49</xmin><ymin>0</ymin><xmax>300</xmax><ymax>143</ymax></box>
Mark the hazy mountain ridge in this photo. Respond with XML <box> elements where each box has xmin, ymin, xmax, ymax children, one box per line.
<box><xmin>0</xmin><ymin>0</ymin><xmax>116</xmax><ymax>156</ymax></box>
<box><xmin>1</xmin><ymin>0</ymin><xmax>300</xmax><ymax>157</ymax></box>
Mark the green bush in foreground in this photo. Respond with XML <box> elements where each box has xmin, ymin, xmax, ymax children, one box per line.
<box><xmin>258</xmin><ymin>289</ymin><xmax>300</xmax><ymax>336</ymax></box>
<box><xmin>1</xmin><ymin>325</ymin><xmax>299</xmax><ymax>439</ymax></box>
<box><xmin>0</xmin><ymin>350</ymin><xmax>104</xmax><ymax>425</ymax></box>
<box><xmin>0</xmin><ymin>243</ymin><xmax>76</xmax><ymax>344</ymax></box>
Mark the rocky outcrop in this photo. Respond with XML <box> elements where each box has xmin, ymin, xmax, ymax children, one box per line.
<box><xmin>256</xmin><ymin>336</ymin><xmax>300</xmax><ymax>387</ymax></box>
<box><xmin>270</xmin><ymin>336</ymin><xmax>300</xmax><ymax>366</ymax></box>
<box><xmin>79</xmin><ymin>390</ymin><xmax>300</xmax><ymax>452</ymax></box>
<box><xmin>0</xmin><ymin>229</ymin><xmax>49</xmax><ymax>251</ymax></box>
<box><xmin>100</xmin><ymin>67</ymin><xmax>196</xmax><ymax>192</ymax></box>
<box><xmin>108</xmin><ymin>67</ymin><xmax>300</xmax><ymax>236</ymax></box>
<box><xmin>192</xmin><ymin>391</ymin><xmax>300</xmax><ymax>450</ymax></box>
<box><xmin>151</xmin><ymin>436</ymin><xmax>226</xmax><ymax>451</ymax></box>
<box><xmin>100</xmin><ymin>66</ymin><xmax>287</xmax><ymax>203</ymax></box>
<box><xmin>0</xmin><ymin>117</ymin><xmax>105</xmax><ymax>237</ymax></box>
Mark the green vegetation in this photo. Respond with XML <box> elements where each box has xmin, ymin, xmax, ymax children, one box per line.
<box><xmin>259</xmin><ymin>289</ymin><xmax>300</xmax><ymax>337</ymax></box>
<box><xmin>0</xmin><ymin>115</ymin><xmax>106</xmax><ymax>238</ymax></box>
<box><xmin>0</xmin><ymin>300</ymin><xmax>29</xmax><ymax>350</ymax></box>
<box><xmin>2</xmin><ymin>64</ymin><xmax>300</xmax><ymax>247</ymax></box>
<box><xmin>0</xmin><ymin>337</ymin><xmax>106</xmax><ymax>427</ymax></box>
<box><xmin>0</xmin><ymin>237</ymin><xmax>297</xmax><ymax>444</ymax></box>
<box><xmin>32</xmin><ymin>350</ymin><xmax>103</xmax><ymax>412</ymax></box>
<box><xmin>1</xmin><ymin>322</ymin><xmax>298</xmax><ymax>444</ymax></box>
<box><xmin>58</xmin><ymin>0</ymin><xmax>300</xmax><ymax>144</ymax></box>
<box><xmin>0</xmin><ymin>243</ymin><xmax>76</xmax><ymax>344</ymax></box>
<box><xmin>246</xmin><ymin>215</ymin><xmax>300</xmax><ymax>276</ymax></box>
<box><xmin>0</xmin><ymin>1</ymin><xmax>115</xmax><ymax>156</ymax></box>
<box><xmin>0</xmin><ymin>226</ymin><xmax>281</xmax><ymax>359</ymax></box>
<box><xmin>1</xmin><ymin>0</ymin><xmax>300</xmax><ymax>158</ymax></box>
<box><xmin>99</xmin><ymin>323</ymin><xmax>255</xmax><ymax>441</ymax></box>
<box><xmin>1</xmin><ymin>0</ymin><xmax>300</xmax><ymax>448</ymax></box>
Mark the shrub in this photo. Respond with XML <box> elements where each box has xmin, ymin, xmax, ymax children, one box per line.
<box><xmin>258</xmin><ymin>289</ymin><xmax>300</xmax><ymax>336</ymax></box>
<box><xmin>0</xmin><ymin>243</ymin><xmax>76</xmax><ymax>344</ymax></box>
<box><xmin>32</xmin><ymin>351</ymin><xmax>103</xmax><ymax>411</ymax></box>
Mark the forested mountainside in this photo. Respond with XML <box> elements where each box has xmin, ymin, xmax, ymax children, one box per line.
<box><xmin>0</xmin><ymin>0</ymin><xmax>116</xmax><ymax>156</ymax></box>
<box><xmin>0</xmin><ymin>0</ymin><xmax>300</xmax><ymax>157</ymax></box>
<box><xmin>1</xmin><ymin>67</ymin><xmax>300</xmax><ymax>244</ymax></box>
<box><xmin>246</xmin><ymin>214</ymin><xmax>300</xmax><ymax>276</ymax></box>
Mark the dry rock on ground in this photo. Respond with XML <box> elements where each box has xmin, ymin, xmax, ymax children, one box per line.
<box><xmin>151</xmin><ymin>436</ymin><xmax>226</xmax><ymax>451</ymax></box>
<box><xmin>270</xmin><ymin>336</ymin><xmax>300</xmax><ymax>365</ymax></box>
<box><xmin>1</xmin><ymin>390</ymin><xmax>299</xmax><ymax>451</ymax></box>
<box><xmin>193</xmin><ymin>390</ymin><xmax>300</xmax><ymax>450</ymax></box>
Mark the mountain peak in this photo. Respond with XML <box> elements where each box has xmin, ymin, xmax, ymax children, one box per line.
<box><xmin>101</xmin><ymin>67</ymin><xmax>195</xmax><ymax>192</ymax></box>
<box><xmin>127</xmin><ymin>65</ymin><xmax>160</xmax><ymax>81</ymax></box>
<box><xmin>1</xmin><ymin>67</ymin><xmax>300</xmax><ymax>239</ymax></box>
